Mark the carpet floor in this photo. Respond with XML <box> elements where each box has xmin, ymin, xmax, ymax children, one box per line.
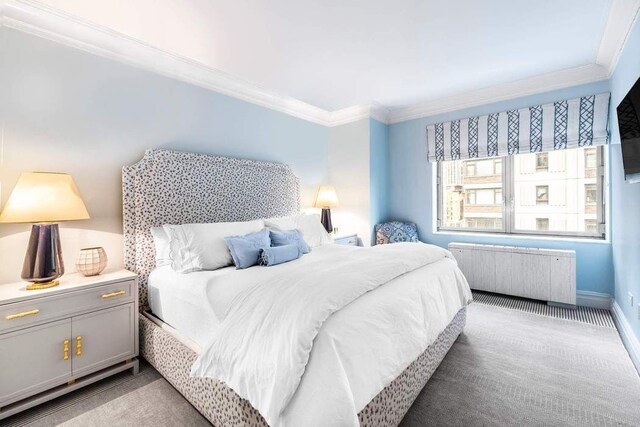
<box><xmin>4</xmin><ymin>299</ymin><xmax>639</xmax><ymax>426</ymax></box>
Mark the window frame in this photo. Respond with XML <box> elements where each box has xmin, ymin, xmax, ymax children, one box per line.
<box><xmin>436</xmin><ymin>146</ymin><xmax>606</xmax><ymax>239</ymax></box>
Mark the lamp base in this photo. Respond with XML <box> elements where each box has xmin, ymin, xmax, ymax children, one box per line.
<box><xmin>26</xmin><ymin>280</ymin><xmax>60</xmax><ymax>291</ymax></box>
<box><xmin>320</xmin><ymin>208</ymin><xmax>333</xmax><ymax>233</ymax></box>
<box><xmin>21</xmin><ymin>223</ymin><xmax>64</xmax><ymax>288</ymax></box>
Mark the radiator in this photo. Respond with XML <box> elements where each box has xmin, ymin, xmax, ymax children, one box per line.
<box><xmin>448</xmin><ymin>242</ymin><xmax>576</xmax><ymax>305</ymax></box>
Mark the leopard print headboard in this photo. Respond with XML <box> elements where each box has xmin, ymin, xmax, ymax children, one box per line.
<box><xmin>122</xmin><ymin>149</ymin><xmax>300</xmax><ymax>307</ymax></box>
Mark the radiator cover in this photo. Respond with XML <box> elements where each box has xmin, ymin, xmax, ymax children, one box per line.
<box><xmin>449</xmin><ymin>242</ymin><xmax>576</xmax><ymax>305</ymax></box>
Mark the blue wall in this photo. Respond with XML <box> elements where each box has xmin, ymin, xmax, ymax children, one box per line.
<box><xmin>387</xmin><ymin>80</ymin><xmax>614</xmax><ymax>294</ymax></box>
<box><xmin>610</xmin><ymin>18</ymin><xmax>640</xmax><ymax>339</ymax></box>
<box><xmin>369</xmin><ymin>118</ymin><xmax>390</xmax><ymax>242</ymax></box>
<box><xmin>1</xmin><ymin>28</ymin><xmax>329</xmax><ymax>229</ymax></box>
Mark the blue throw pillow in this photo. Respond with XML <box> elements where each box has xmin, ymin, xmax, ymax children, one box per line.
<box><xmin>259</xmin><ymin>244</ymin><xmax>302</xmax><ymax>266</ymax></box>
<box><xmin>224</xmin><ymin>228</ymin><xmax>271</xmax><ymax>269</ymax></box>
<box><xmin>269</xmin><ymin>229</ymin><xmax>310</xmax><ymax>254</ymax></box>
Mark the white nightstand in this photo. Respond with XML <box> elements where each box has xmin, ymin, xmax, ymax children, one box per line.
<box><xmin>0</xmin><ymin>270</ymin><xmax>139</xmax><ymax>419</ymax></box>
<box><xmin>333</xmin><ymin>234</ymin><xmax>360</xmax><ymax>246</ymax></box>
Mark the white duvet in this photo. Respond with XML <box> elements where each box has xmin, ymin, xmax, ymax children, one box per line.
<box><xmin>190</xmin><ymin>243</ymin><xmax>471</xmax><ymax>426</ymax></box>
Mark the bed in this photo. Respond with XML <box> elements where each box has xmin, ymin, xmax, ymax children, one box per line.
<box><xmin>124</xmin><ymin>149</ymin><xmax>471</xmax><ymax>427</ymax></box>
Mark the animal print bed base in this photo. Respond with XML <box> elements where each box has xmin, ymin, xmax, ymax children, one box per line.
<box><xmin>140</xmin><ymin>308</ymin><xmax>466</xmax><ymax>427</ymax></box>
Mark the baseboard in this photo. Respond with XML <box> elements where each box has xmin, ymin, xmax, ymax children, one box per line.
<box><xmin>611</xmin><ymin>300</ymin><xmax>640</xmax><ymax>375</ymax></box>
<box><xmin>576</xmin><ymin>290</ymin><xmax>612</xmax><ymax>309</ymax></box>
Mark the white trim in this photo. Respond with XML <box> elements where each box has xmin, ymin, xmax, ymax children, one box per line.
<box><xmin>611</xmin><ymin>300</ymin><xmax>640</xmax><ymax>375</ymax></box>
<box><xmin>596</xmin><ymin>0</ymin><xmax>640</xmax><ymax>75</ymax></box>
<box><xmin>0</xmin><ymin>0</ymin><xmax>332</xmax><ymax>126</ymax></box>
<box><xmin>386</xmin><ymin>65</ymin><xmax>609</xmax><ymax>124</ymax></box>
<box><xmin>1</xmin><ymin>0</ymin><xmax>639</xmax><ymax>126</ymax></box>
<box><xmin>576</xmin><ymin>291</ymin><xmax>611</xmax><ymax>309</ymax></box>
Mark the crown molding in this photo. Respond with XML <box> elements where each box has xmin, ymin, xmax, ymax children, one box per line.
<box><xmin>596</xmin><ymin>0</ymin><xmax>640</xmax><ymax>75</ymax></box>
<box><xmin>386</xmin><ymin>64</ymin><xmax>609</xmax><ymax>124</ymax></box>
<box><xmin>1</xmin><ymin>0</ymin><xmax>638</xmax><ymax>127</ymax></box>
<box><xmin>0</xmin><ymin>0</ymin><xmax>335</xmax><ymax>126</ymax></box>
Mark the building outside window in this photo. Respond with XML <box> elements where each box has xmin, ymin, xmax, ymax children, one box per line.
<box><xmin>536</xmin><ymin>218</ymin><xmax>549</xmax><ymax>231</ymax></box>
<box><xmin>585</xmin><ymin>184</ymin><xmax>597</xmax><ymax>204</ymax></box>
<box><xmin>536</xmin><ymin>185</ymin><xmax>549</xmax><ymax>205</ymax></box>
<box><xmin>438</xmin><ymin>146</ymin><xmax>605</xmax><ymax>238</ymax></box>
<box><xmin>536</xmin><ymin>153</ymin><xmax>548</xmax><ymax>171</ymax></box>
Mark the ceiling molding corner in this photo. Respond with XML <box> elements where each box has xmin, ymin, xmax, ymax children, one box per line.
<box><xmin>596</xmin><ymin>0</ymin><xmax>640</xmax><ymax>75</ymax></box>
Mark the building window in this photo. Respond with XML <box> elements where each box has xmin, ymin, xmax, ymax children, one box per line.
<box><xmin>585</xmin><ymin>148</ymin><xmax>597</xmax><ymax>169</ymax></box>
<box><xmin>438</xmin><ymin>146</ymin><xmax>605</xmax><ymax>238</ymax></box>
<box><xmin>536</xmin><ymin>153</ymin><xmax>548</xmax><ymax>171</ymax></box>
<box><xmin>585</xmin><ymin>219</ymin><xmax>598</xmax><ymax>233</ymax></box>
<box><xmin>536</xmin><ymin>218</ymin><xmax>549</xmax><ymax>231</ymax></box>
<box><xmin>536</xmin><ymin>185</ymin><xmax>549</xmax><ymax>205</ymax></box>
<box><xmin>585</xmin><ymin>184</ymin><xmax>597</xmax><ymax>204</ymax></box>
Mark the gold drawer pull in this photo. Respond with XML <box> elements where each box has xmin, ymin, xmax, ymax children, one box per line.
<box><xmin>63</xmin><ymin>339</ymin><xmax>70</xmax><ymax>360</ymax></box>
<box><xmin>101</xmin><ymin>290</ymin><xmax>125</xmax><ymax>299</ymax></box>
<box><xmin>76</xmin><ymin>336</ymin><xmax>82</xmax><ymax>357</ymax></box>
<box><xmin>5</xmin><ymin>309</ymin><xmax>40</xmax><ymax>320</ymax></box>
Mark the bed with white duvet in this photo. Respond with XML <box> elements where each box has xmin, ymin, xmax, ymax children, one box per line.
<box><xmin>125</xmin><ymin>149</ymin><xmax>471</xmax><ymax>427</ymax></box>
<box><xmin>149</xmin><ymin>242</ymin><xmax>471</xmax><ymax>427</ymax></box>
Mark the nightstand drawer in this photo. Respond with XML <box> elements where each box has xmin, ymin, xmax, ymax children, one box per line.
<box><xmin>0</xmin><ymin>280</ymin><xmax>135</xmax><ymax>333</ymax></box>
<box><xmin>334</xmin><ymin>235</ymin><xmax>359</xmax><ymax>246</ymax></box>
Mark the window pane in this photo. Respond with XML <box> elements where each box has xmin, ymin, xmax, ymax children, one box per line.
<box><xmin>441</xmin><ymin>158</ymin><xmax>504</xmax><ymax>231</ymax></box>
<box><xmin>512</xmin><ymin>147</ymin><xmax>600</xmax><ymax>235</ymax></box>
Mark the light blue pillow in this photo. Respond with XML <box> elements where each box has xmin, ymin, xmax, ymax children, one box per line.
<box><xmin>259</xmin><ymin>244</ymin><xmax>302</xmax><ymax>266</ymax></box>
<box><xmin>224</xmin><ymin>228</ymin><xmax>271</xmax><ymax>269</ymax></box>
<box><xmin>269</xmin><ymin>229</ymin><xmax>310</xmax><ymax>254</ymax></box>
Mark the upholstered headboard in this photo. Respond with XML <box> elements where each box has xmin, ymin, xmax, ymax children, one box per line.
<box><xmin>122</xmin><ymin>149</ymin><xmax>300</xmax><ymax>307</ymax></box>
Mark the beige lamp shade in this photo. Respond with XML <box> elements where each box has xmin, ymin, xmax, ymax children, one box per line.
<box><xmin>0</xmin><ymin>172</ymin><xmax>90</xmax><ymax>223</ymax></box>
<box><xmin>314</xmin><ymin>185</ymin><xmax>339</xmax><ymax>208</ymax></box>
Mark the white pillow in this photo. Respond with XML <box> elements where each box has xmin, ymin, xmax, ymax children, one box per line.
<box><xmin>264</xmin><ymin>213</ymin><xmax>331</xmax><ymax>248</ymax></box>
<box><xmin>296</xmin><ymin>213</ymin><xmax>332</xmax><ymax>247</ymax></box>
<box><xmin>150</xmin><ymin>226</ymin><xmax>171</xmax><ymax>267</ymax></box>
<box><xmin>164</xmin><ymin>220</ymin><xmax>264</xmax><ymax>273</ymax></box>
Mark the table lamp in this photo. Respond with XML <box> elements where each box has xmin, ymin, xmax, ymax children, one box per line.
<box><xmin>314</xmin><ymin>185</ymin><xmax>339</xmax><ymax>233</ymax></box>
<box><xmin>0</xmin><ymin>172</ymin><xmax>90</xmax><ymax>290</ymax></box>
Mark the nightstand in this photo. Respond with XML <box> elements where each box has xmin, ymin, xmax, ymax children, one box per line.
<box><xmin>0</xmin><ymin>270</ymin><xmax>139</xmax><ymax>419</ymax></box>
<box><xmin>333</xmin><ymin>234</ymin><xmax>360</xmax><ymax>246</ymax></box>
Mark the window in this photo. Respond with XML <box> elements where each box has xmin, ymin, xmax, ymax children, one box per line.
<box><xmin>536</xmin><ymin>153</ymin><xmax>548</xmax><ymax>171</ymax></box>
<box><xmin>585</xmin><ymin>219</ymin><xmax>598</xmax><ymax>233</ymax></box>
<box><xmin>536</xmin><ymin>185</ymin><xmax>549</xmax><ymax>205</ymax></box>
<box><xmin>438</xmin><ymin>146</ymin><xmax>605</xmax><ymax>238</ymax></box>
<box><xmin>585</xmin><ymin>148</ymin><xmax>597</xmax><ymax>169</ymax></box>
<box><xmin>585</xmin><ymin>184</ymin><xmax>597</xmax><ymax>204</ymax></box>
<box><xmin>536</xmin><ymin>218</ymin><xmax>549</xmax><ymax>231</ymax></box>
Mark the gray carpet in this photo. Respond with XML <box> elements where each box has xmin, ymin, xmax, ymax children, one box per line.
<box><xmin>4</xmin><ymin>301</ymin><xmax>640</xmax><ymax>426</ymax></box>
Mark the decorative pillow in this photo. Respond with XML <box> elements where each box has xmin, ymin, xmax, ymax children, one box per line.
<box><xmin>164</xmin><ymin>219</ymin><xmax>264</xmax><ymax>273</ymax></box>
<box><xmin>224</xmin><ymin>228</ymin><xmax>271</xmax><ymax>269</ymax></box>
<box><xmin>269</xmin><ymin>229</ymin><xmax>310</xmax><ymax>254</ymax></box>
<box><xmin>150</xmin><ymin>226</ymin><xmax>171</xmax><ymax>267</ymax></box>
<box><xmin>375</xmin><ymin>221</ymin><xmax>419</xmax><ymax>245</ymax></box>
<box><xmin>296</xmin><ymin>213</ymin><xmax>332</xmax><ymax>247</ymax></box>
<box><xmin>264</xmin><ymin>214</ymin><xmax>330</xmax><ymax>247</ymax></box>
<box><xmin>259</xmin><ymin>244</ymin><xmax>302</xmax><ymax>266</ymax></box>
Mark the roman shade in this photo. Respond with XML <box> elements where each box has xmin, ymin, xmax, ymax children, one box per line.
<box><xmin>426</xmin><ymin>93</ymin><xmax>610</xmax><ymax>162</ymax></box>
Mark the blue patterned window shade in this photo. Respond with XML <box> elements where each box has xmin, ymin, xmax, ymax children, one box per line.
<box><xmin>426</xmin><ymin>93</ymin><xmax>610</xmax><ymax>162</ymax></box>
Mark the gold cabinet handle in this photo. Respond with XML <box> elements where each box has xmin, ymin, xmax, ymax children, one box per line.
<box><xmin>101</xmin><ymin>290</ymin><xmax>125</xmax><ymax>299</ymax></box>
<box><xmin>63</xmin><ymin>339</ymin><xmax>70</xmax><ymax>360</ymax></box>
<box><xmin>76</xmin><ymin>336</ymin><xmax>82</xmax><ymax>357</ymax></box>
<box><xmin>5</xmin><ymin>309</ymin><xmax>39</xmax><ymax>320</ymax></box>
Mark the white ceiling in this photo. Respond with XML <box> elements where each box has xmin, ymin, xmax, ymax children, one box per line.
<box><xmin>23</xmin><ymin>0</ymin><xmax>622</xmax><ymax>116</ymax></box>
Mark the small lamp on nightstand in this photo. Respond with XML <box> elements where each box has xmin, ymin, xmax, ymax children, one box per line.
<box><xmin>314</xmin><ymin>185</ymin><xmax>339</xmax><ymax>233</ymax></box>
<box><xmin>0</xmin><ymin>172</ymin><xmax>90</xmax><ymax>290</ymax></box>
